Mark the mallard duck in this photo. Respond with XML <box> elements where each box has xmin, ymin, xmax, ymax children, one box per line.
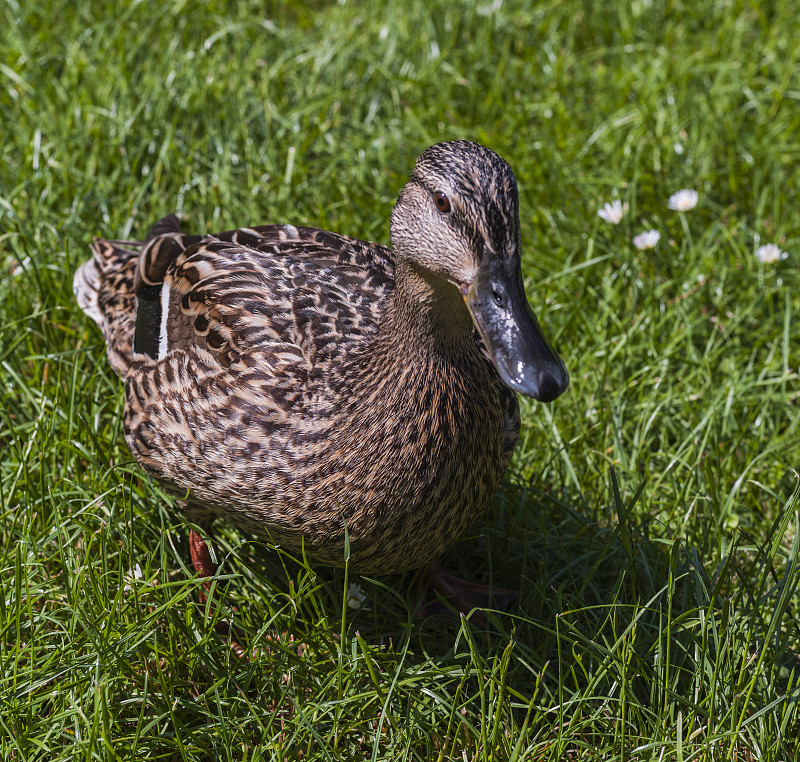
<box><xmin>74</xmin><ymin>140</ymin><xmax>568</xmax><ymax>608</ymax></box>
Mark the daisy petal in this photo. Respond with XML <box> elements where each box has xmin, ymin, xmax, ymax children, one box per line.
<box><xmin>598</xmin><ymin>199</ymin><xmax>625</xmax><ymax>225</ymax></box>
<box><xmin>633</xmin><ymin>230</ymin><xmax>661</xmax><ymax>250</ymax></box>
<box><xmin>667</xmin><ymin>189</ymin><xmax>698</xmax><ymax>212</ymax></box>
<box><xmin>346</xmin><ymin>582</ymin><xmax>366</xmax><ymax>610</ymax></box>
<box><xmin>755</xmin><ymin>243</ymin><xmax>788</xmax><ymax>264</ymax></box>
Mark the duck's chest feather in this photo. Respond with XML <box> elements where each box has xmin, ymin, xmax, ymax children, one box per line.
<box><xmin>125</xmin><ymin>338</ymin><xmax>509</xmax><ymax>574</ymax></box>
<box><xmin>314</xmin><ymin>347</ymin><xmax>509</xmax><ymax>572</ymax></box>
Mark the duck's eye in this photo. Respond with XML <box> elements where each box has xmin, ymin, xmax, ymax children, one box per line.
<box><xmin>433</xmin><ymin>191</ymin><xmax>451</xmax><ymax>214</ymax></box>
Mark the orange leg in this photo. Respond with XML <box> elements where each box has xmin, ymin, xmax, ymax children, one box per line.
<box><xmin>189</xmin><ymin>528</ymin><xmax>247</xmax><ymax>659</ymax></box>
<box><xmin>416</xmin><ymin>561</ymin><xmax>519</xmax><ymax>627</ymax></box>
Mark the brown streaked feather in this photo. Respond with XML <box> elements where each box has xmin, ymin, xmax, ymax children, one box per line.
<box><xmin>73</xmin><ymin>142</ymin><xmax>542</xmax><ymax>577</ymax></box>
<box><xmin>160</xmin><ymin>230</ymin><xmax>393</xmax><ymax>364</ymax></box>
<box><xmin>76</xmin><ymin>217</ymin><xmax>520</xmax><ymax>574</ymax></box>
<box><xmin>122</xmin><ymin>338</ymin><xmax>507</xmax><ymax>573</ymax></box>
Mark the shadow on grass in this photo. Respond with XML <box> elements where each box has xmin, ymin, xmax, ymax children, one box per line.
<box><xmin>172</xmin><ymin>468</ymin><xmax>800</xmax><ymax>752</ymax></box>
<box><xmin>10</xmin><ymin>463</ymin><xmax>797</xmax><ymax>758</ymax></box>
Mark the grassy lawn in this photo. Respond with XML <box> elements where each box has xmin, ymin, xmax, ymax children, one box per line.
<box><xmin>2</xmin><ymin>0</ymin><xmax>799</xmax><ymax>758</ymax></box>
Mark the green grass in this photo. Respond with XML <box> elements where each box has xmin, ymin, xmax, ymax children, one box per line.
<box><xmin>2</xmin><ymin>0</ymin><xmax>800</xmax><ymax>758</ymax></box>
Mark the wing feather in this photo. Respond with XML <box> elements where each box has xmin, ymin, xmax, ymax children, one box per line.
<box><xmin>155</xmin><ymin>227</ymin><xmax>394</xmax><ymax>371</ymax></box>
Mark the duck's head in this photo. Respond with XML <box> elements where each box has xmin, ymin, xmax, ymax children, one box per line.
<box><xmin>390</xmin><ymin>140</ymin><xmax>569</xmax><ymax>402</ymax></box>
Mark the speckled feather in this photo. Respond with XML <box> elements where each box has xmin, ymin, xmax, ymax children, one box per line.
<box><xmin>75</xmin><ymin>142</ymin><xmax>526</xmax><ymax>575</ymax></box>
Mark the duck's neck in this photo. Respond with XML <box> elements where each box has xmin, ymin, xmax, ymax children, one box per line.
<box><xmin>381</xmin><ymin>258</ymin><xmax>474</xmax><ymax>355</ymax></box>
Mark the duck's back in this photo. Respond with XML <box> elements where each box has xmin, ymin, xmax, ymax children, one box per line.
<box><xmin>75</xmin><ymin>216</ymin><xmax>396</xmax><ymax>375</ymax></box>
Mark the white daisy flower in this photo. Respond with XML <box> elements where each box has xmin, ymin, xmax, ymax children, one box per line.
<box><xmin>633</xmin><ymin>230</ymin><xmax>661</xmax><ymax>250</ymax></box>
<box><xmin>123</xmin><ymin>562</ymin><xmax>143</xmax><ymax>591</ymax></box>
<box><xmin>597</xmin><ymin>200</ymin><xmax>626</xmax><ymax>225</ymax></box>
<box><xmin>755</xmin><ymin>243</ymin><xmax>788</xmax><ymax>264</ymax></box>
<box><xmin>346</xmin><ymin>582</ymin><xmax>366</xmax><ymax>610</ymax></box>
<box><xmin>667</xmin><ymin>189</ymin><xmax>698</xmax><ymax>212</ymax></box>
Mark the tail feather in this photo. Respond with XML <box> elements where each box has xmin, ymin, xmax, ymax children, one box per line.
<box><xmin>73</xmin><ymin>255</ymin><xmax>104</xmax><ymax>327</ymax></box>
<box><xmin>75</xmin><ymin>215</ymin><xmax>186</xmax><ymax>375</ymax></box>
<box><xmin>74</xmin><ymin>238</ymin><xmax>143</xmax><ymax>375</ymax></box>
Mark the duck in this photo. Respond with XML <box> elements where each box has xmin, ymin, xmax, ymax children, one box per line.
<box><xmin>74</xmin><ymin>140</ymin><xmax>569</xmax><ymax>622</ymax></box>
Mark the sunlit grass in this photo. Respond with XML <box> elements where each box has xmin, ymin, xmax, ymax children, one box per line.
<box><xmin>2</xmin><ymin>0</ymin><xmax>799</xmax><ymax>758</ymax></box>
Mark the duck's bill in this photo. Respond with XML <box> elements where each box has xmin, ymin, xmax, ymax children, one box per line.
<box><xmin>462</xmin><ymin>256</ymin><xmax>569</xmax><ymax>402</ymax></box>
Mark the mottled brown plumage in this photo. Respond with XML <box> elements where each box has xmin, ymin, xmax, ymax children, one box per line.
<box><xmin>74</xmin><ymin>141</ymin><xmax>568</xmax><ymax>577</ymax></box>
